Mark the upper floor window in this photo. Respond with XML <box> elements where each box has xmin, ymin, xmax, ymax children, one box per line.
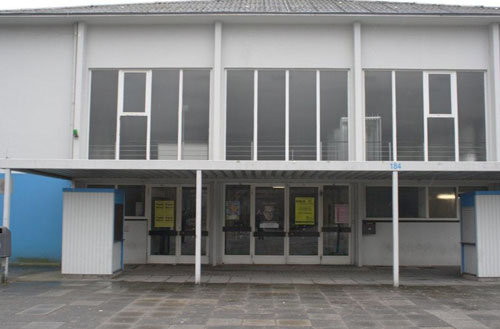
<box><xmin>364</xmin><ymin>70</ymin><xmax>486</xmax><ymax>162</ymax></box>
<box><xmin>89</xmin><ymin>69</ymin><xmax>210</xmax><ymax>160</ymax></box>
<box><xmin>225</xmin><ymin>69</ymin><xmax>348</xmax><ymax>161</ymax></box>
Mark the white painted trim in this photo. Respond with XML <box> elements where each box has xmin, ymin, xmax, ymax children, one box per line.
<box><xmin>253</xmin><ymin>70</ymin><xmax>258</xmax><ymax>161</ymax></box>
<box><xmin>391</xmin><ymin>71</ymin><xmax>397</xmax><ymax>161</ymax></box>
<box><xmin>213</xmin><ymin>21</ymin><xmax>223</xmax><ymax>161</ymax></box>
<box><xmin>115</xmin><ymin>71</ymin><xmax>124</xmax><ymax>160</ymax></box>
<box><xmin>177</xmin><ymin>70</ymin><xmax>184</xmax><ymax>161</ymax></box>
<box><xmin>423</xmin><ymin>72</ymin><xmax>429</xmax><ymax>162</ymax></box>
<box><xmin>72</xmin><ymin>22</ymin><xmax>87</xmax><ymax>160</ymax></box>
<box><xmin>145</xmin><ymin>70</ymin><xmax>152</xmax><ymax>160</ymax></box>
<box><xmin>195</xmin><ymin>170</ymin><xmax>202</xmax><ymax>284</ymax></box>
<box><xmin>392</xmin><ymin>170</ymin><xmax>399</xmax><ymax>287</ymax></box>
<box><xmin>316</xmin><ymin>70</ymin><xmax>321</xmax><ymax>161</ymax></box>
<box><xmin>353</xmin><ymin>22</ymin><xmax>364</xmax><ymax>161</ymax></box>
<box><xmin>488</xmin><ymin>24</ymin><xmax>500</xmax><ymax>161</ymax></box>
<box><xmin>285</xmin><ymin>70</ymin><xmax>290</xmax><ymax>161</ymax></box>
<box><xmin>451</xmin><ymin>72</ymin><xmax>459</xmax><ymax>162</ymax></box>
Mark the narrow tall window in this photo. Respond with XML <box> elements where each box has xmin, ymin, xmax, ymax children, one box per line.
<box><xmin>258</xmin><ymin>70</ymin><xmax>286</xmax><ymax>160</ymax></box>
<box><xmin>457</xmin><ymin>72</ymin><xmax>486</xmax><ymax>161</ymax></box>
<box><xmin>150</xmin><ymin>70</ymin><xmax>179</xmax><ymax>160</ymax></box>
<box><xmin>182</xmin><ymin>70</ymin><xmax>210</xmax><ymax>160</ymax></box>
<box><xmin>226</xmin><ymin>70</ymin><xmax>254</xmax><ymax>160</ymax></box>
<box><xmin>321</xmin><ymin>71</ymin><xmax>348</xmax><ymax>161</ymax></box>
<box><xmin>89</xmin><ymin>70</ymin><xmax>118</xmax><ymax>159</ymax></box>
<box><xmin>365</xmin><ymin>71</ymin><xmax>392</xmax><ymax>161</ymax></box>
<box><xmin>289</xmin><ymin>70</ymin><xmax>316</xmax><ymax>160</ymax></box>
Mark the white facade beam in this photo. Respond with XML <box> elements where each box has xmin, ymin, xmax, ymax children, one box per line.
<box><xmin>72</xmin><ymin>22</ymin><xmax>87</xmax><ymax>160</ymax></box>
<box><xmin>489</xmin><ymin>24</ymin><xmax>500</xmax><ymax>161</ymax></box>
<box><xmin>352</xmin><ymin>22</ymin><xmax>364</xmax><ymax>161</ymax></box>
<box><xmin>212</xmin><ymin>21</ymin><xmax>223</xmax><ymax>160</ymax></box>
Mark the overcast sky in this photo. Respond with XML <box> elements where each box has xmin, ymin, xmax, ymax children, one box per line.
<box><xmin>1</xmin><ymin>0</ymin><xmax>500</xmax><ymax>10</ymax></box>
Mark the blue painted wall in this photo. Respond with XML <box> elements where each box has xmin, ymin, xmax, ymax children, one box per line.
<box><xmin>0</xmin><ymin>173</ymin><xmax>71</xmax><ymax>263</ymax></box>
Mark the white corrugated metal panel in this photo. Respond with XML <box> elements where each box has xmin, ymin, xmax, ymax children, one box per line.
<box><xmin>476</xmin><ymin>195</ymin><xmax>500</xmax><ymax>277</ymax></box>
<box><xmin>62</xmin><ymin>191</ymin><xmax>114</xmax><ymax>275</ymax></box>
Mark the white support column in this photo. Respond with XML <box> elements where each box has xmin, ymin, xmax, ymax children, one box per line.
<box><xmin>488</xmin><ymin>24</ymin><xmax>500</xmax><ymax>161</ymax></box>
<box><xmin>392</xmin><ymin>171</ymin><xmax>399</xmax><ymax>288</ymax></box>
<box><xmin>2</xmin><ymin>169</ymin><xmax>12</xmax><ymax>283</ymax></box>
<box><xmin>72</xmin><ymin>22</ymin><xmax>87</xmax><ymax>160</ymax></box>
<box><xmin>352</xmin><ymin>22</ymin><xmax>364</xmax><ymax>161</ymax></box>
<box><xmin>195</xmin><ymin>170</ymin><xmax>202</xmax><ymax>284</ymax></box>
<box><xmin>212</xmin><ymin>21</ymin><xmax>223</xmax><ymax>160</ymax></box>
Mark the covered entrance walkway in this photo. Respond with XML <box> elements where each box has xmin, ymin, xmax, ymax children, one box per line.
<box><xmin>115</xmin><ymin>264</ymin><xmax>475</xmax><ymax>286</ymax></box>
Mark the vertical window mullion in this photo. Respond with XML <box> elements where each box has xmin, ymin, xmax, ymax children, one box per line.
<box><xmin>391</xmin><ymin>71</ymin><xmax>397</xmax><ymax>162</ymax></box>
<box><xmin>177</xmin><ymin>70</ymin><xmax>184</xmax><ymax>161</ymax></box>
<box><xmin>253</xmin><ymin>70</ymin><xmax>258</xmax><ymax>161</ymax></box>
<box><xmin>116</xmin><ymin>70</ymin><xmax>125</xmax><ymax>160</ymax></box>
<box><xmin>145</xmin><ymin>70</ymin><xmax>152</xmax><ymax>160</ymax></box>
<box><xmin>451</xmin><ymin>72</ymin><xmax>459</xmax><ymax>162</ymax></box>
<box><xmin>423</xmin><ymin>72</ymin><xmax>429</xmax><ymax>161</ymax></box>
<box><xmin>285</xmin><ymin>70</ymin><xmax>290</xmax><ymax>161</ymax></box>
<box><xmin>316</xmin><ymin>70</ymin><xmax>321</xmax><ymax>161</ymax></box>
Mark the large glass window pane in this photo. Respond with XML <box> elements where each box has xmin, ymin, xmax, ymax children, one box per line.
<box><xmin>119</xmin><ymin>116</ymin><xmax>147</xmax><ymax>159</ymax></box>
<box><xmin>226</xmin><ymin>70</ymin><xmax>254</xmax><ymax>160</ymax></box>
<box><xmin>321</xmin><ymin>71</ymin><xmax>348</xmax><ymax>161</ymax></box>
<box><xmin>457</xmin><ymin>72</ymin><xmax>486</xmax><ymax>161</ymax></box>
<box><xmin>289</xmin><ymin>187</ymin><xmax>318</xmax><ymax>256</ymax></box>
<box><xmin>429</xmin><ymin>74</ymin><xmax>452</xmax><ymax>114</ymax></box>
<box><xmin>258</xmin><ymin>71</ymin><xmax>286</xmax><ymax>160</ymax></box>
<box><xmin>150</xmin><ymin>70</ymin><xmax>179</xmax><ymax>160</ymax></box>
<box><xmin>396</xmin><ymin>71</ymin><xmax>424</xmax><ymax>160</ymax></box>
<box><xmin>118</xmin><ymin>185</ymin><xmax>145</xmax><ymax>217</ymax></box>
<box><xmin>150</xmin><ymin>187</ymin><xmax>177</xmax><ymax>256</ymax></box>
<box><xmin>289</xmin><ymin>70</ymin><xmax>316</xmax><ymax>160</ymax></box>
<box><xmin>365</xmin><ymin>71</ymin><xmax>392</xmax><ymax>161</ymax></box>
<box><xmin>181</xmin><ymin>187</ymin><xmax>207</xmax><ymax>255</ymax></box>
<box><xmin>366</xmin><ymin>186</ymin><xmax>425</xmax><ymax>218</ymax></box>
<box><xmin>89</xmin><ymin>70</ymin><xmax>118</xmax><ymax>159</ymax></box>
<box><xmin>255</xmin><ymin>187</ymin><xmax>285</xmax><ymax>255</ymax></box>
<box><xmin>123</xmin><ymin>72</ymin><xmax>146</xmax><ymax>113</ymax></box>
<box><xmin>182</xmin><ymin>70</ymin><xmax>210</xmax><ymax>160</ymax></box>
<box><xmin>428</xmin><ymin>118</ymin><xmax>455</xmax><ymax>161</ymax></box>
<box><xmin>399</xmin><ymin>187</ymin><xmax>426</xmax><ymax>218</ymax></box>
<box><xmin>323</xmin><ymin>185</ymin><xmax>349</xmax><ymax>256</ymax></box>
<box><xmin>429</xmin><ymin>187</ymin><xmax>457</xmax><ymax>218</ymax></box>
<box><xmin>224</xmin><ymin>185</ymin><xmax>251</xmax><ymax>255</ymax></box>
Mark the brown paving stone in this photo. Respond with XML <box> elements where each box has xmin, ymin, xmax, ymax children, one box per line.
<box><xmin>277</xmin><ymin>319</ymin><xmax>313</xmax><ymax>326</ymax></box>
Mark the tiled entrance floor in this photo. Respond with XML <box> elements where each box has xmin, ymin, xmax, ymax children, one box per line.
<box><xmin>1</xmin><ymin>278</ymin><xmax>500</xmax><ymax>329</ymax></box>
<box><xmin>115</xmin><ymin>265</ymin><xmax>491</xmax><ymax>286</ymax></box>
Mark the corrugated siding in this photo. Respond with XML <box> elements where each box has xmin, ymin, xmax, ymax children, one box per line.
<box><xmin>62</xmin><ymin>192</ymin><xmax>114</xmax><ymax>275</ymax></box>
<box><xmin>476</xmin><ymin>195</ymin><xmax>500</xmax><ymax>277</ymax></box>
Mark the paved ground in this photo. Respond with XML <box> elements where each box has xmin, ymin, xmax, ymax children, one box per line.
<box><xmin>2</xmin><ymin>265</ymin><xmax>500</xmax><ymax>329</ymax></box>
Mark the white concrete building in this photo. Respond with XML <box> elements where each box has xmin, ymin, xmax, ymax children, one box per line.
<box><xmin>2</xmin><ymin>0</ymin><xmax>500</xmax><ymax>284</ymax></box>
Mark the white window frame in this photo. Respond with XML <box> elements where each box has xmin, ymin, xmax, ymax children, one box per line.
<box><xmin>116</xmin><ymin>70</ymin><xmax>152</xmax><ymax>160</ymax></box>
<box><xmin>423</xmin><ymin>71</ymin><xmax>459</xmax><ymax>162</ymax></box>
<box><xmin>225</xmin><ymin>68</ymin><xmax>349</xmax><ymax>162</ymax></box>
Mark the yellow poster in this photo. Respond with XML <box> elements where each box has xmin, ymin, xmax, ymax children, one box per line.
<box><xmin>295</xmin><ymin>197</ymin><xmax>315</xmax><ymax>225</ymax></box>
<box><xmin>155</xmin><ymin>200</ymin><xmax>175</xmax><ymax>228</ymax></box>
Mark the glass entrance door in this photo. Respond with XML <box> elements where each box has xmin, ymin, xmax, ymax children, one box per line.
<box><xmin>321</xmin><ymin>185</ymin><xmax>351</xmax><ymax>264</ymax></box>
<box><xmin>288</xmin><ymin>187</ymin><xmax>320</xmax><ymax>263</ymax></box>
<box><xmin>150</xmin><ymin>187</ymin><xmax>177</xmax><ymax>256</ymax></box>
<box><xmin>254</xmin><ymin>187</ymin><xmax>285</xmax><ymax>263</ymax></box>
<box><xmin>223</xmin><ymin>185</ymin><xmax>251</xmax><ymax>263</ymax></box>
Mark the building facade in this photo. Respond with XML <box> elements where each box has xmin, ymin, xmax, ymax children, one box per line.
<box><xmin>2</xmin><ymin>0</ymin><xmax>500</xmax><ymax>283</ymax></box>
